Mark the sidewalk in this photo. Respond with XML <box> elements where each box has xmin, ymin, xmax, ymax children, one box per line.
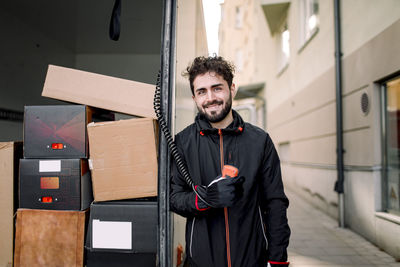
<box><xmin>286</xmin><ymin>189</ymin><xmax>400</xmax><ymax>267</ymax></box>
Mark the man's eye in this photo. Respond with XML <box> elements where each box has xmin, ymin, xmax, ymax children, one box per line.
<box><xmin>214</xmin><ymin>87</ymin><xmax>222</xmax><ymax>91</ymax></box>
<box><xmin>197</xmin><ymin>90</ymin><xmax>206</xmax><ymax>95</ymax></box>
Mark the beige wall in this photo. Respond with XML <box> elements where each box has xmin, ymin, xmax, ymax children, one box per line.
<box><xmin>175</xmin><ymin>0</ymin><xmax>208</xmax><ymax>133</ymax></box>
<box><xmin>270</xmin><ymin>2</ymin><xmax>400</xmax><ymax>260</ymax></box>
<box><xmin>219</xmin><ymin>0</ymin><xmax>400</xmax><ymax>260</ymax></box>
<box><xmin>341</xmin><ymin>0</ymin><xmax>400</xmax><ymax>56</ymax></box>
<box><xmin>173</xmin><ymin>0</ymin><xmax>208</xmax><ymax>265</ymax></box>
<box><xmin>342</xmin><ymin>18</ymin><xmax>400</xmax><ymax>259</ymax></box>
<box><xmin>219</xmin><ymin>0</ymin><xmax>271</xmax><ymax>87</ymax></box>
<box><xmin>219</xmin><ymin>0</ymin><xmax>270</xmax><ymax>129</ymax></box>
<box><xmin>266</xmin><ymin>0</ymin><xmax>335</xmax><ymax>112</ymax></box>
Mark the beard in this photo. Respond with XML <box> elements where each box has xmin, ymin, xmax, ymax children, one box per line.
<box><xmin>197</xmin><ymin>93</ymin><xmax>232</xmax><ymax>123</ymax></box>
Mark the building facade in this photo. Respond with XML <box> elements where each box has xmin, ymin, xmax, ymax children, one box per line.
<box><xmin>219</xmin><ymin>0</ymin><xmax>400</xmax><ymax>259</ymax></box>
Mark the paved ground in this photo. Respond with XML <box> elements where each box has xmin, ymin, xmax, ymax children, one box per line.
<box><xmin>286</xmin><ymin>189</ymin><xmax>400</xmax><ymax>267</ymax></box>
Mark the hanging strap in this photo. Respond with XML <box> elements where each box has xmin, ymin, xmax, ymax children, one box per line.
<box><xmin>109</xmin><ymin>0</ymin><xmax>121</xmax><ymax>41</ymax></box>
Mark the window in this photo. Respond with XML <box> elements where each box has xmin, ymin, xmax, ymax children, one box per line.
<box><xmin>235</xmin><ymin>6</ymin><xmax>243</xmax><ymax>29</ymax></box>
<box><xmin>382</xmin><ymin>76</ymin><xmax>400</xmax><ymax>214</ymax></box>
<box><xmin>278</xmin><ymin>142</ymin><xmax>290</xmax><ymax>163</ymax></box>
<box><xmin>235</xmin><ymin>49</ymin><xmax>243</xmax><ymax>72</ymax></box>
<box><xmin>277</xmin><ymin>23</ymin><xmax>290</xmax><ymax>74</ymax></box>
<box><xmin>299</xmin><ymin>0</ymin><xmax>319</xmax><ymax>48</ymax></box>
<box><xmin>234</xmin><ymin>104</ymin><xmax>257</xmax><ymax>126</ymax></box>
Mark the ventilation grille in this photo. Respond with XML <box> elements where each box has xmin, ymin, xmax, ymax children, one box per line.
<box><xmin>361</xmin><ymin>92</ymin><xmax>369</xmax><ymax>115</ymax></box>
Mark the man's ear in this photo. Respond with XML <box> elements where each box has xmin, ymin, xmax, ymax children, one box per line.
<box><xmin>231</xmin><ymin>83</ymin><xmax>237</xmax><ymax>99</ymax></box>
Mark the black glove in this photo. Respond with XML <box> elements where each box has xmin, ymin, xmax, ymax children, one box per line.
<box><xmin>196</xmin><ymin>175</ymin><xmax>245</xmax><ymax>209</ymax></box>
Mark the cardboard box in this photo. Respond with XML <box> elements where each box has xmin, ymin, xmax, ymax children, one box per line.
<box><xmin>19</xmin><ymin>159</ymin><xmax>93</xmax><ymax>210</ymax></box>
<box><xmin>14</xmin><ymin>209</ymin><xmax>88</xmax><ymax>267</ymax></box>
<box><xmin>23</xmin><ymin>105</ymin><xmax>114</xmax><ymax>159</ymax></box>
<box><xmin>85</xmin><ymin>201</ymin><xmax>157</xmax><ymax>267</ymax></box>
<box><xmin>42</xmin><ymin>65</ymin><xmax>156</xmax><ymax>118</ymax></box>
<box><xmin>0</xmin><ymin>142</ymin><xmax>22</xmax><ymax>267</ymax></box>
<box><xmin>24</xmin><ymin>105</ymin><xmax>88</xmax><ymax>159</ymax></box>
<box><xmin>87</xmin><ymin>118</ymin><xmax>158</xmax><ymax>202</ymax></box>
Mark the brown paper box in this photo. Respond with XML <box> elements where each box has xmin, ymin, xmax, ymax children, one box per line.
<box><xmin>42</xmin><ymin>65</ymin><xmax>156</xmax><ymax>118</ymax></box>
<box><xmin>14</xmin><ymin>209</ymin><xmax>88</xmax><ymax>267</ymax></box>
<box><xmin>87</xmin><ymin>118</ymin><xmax>158</xmax><ymax>202</ymax></box>
<box><xmin>0</xmin><ymin>142</ymin><xmax>22</xmax><ymax>267</ymax></box>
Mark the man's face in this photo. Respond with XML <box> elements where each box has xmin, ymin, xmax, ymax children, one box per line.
<box><xmin>192</xmin><ymin>72</ymin><xmax>235</xmax><ymax>123</ymax></box>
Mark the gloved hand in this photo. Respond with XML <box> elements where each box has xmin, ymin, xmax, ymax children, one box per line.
<box><xmin>196</xmin><ymin>175</ymin><xmax>245</xmax><ymax>209</ymax></box>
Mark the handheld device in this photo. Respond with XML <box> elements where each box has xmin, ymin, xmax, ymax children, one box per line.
<box><xmin>222</xmin><ymin>165</ymin><xmax>239</xmax><ymax>178</ymax></box>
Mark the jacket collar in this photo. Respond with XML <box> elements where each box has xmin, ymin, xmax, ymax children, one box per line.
<box><xmin>195</xmin><ymin>109</ymin><xmax>245</xmax><ymax>136</ymax></box>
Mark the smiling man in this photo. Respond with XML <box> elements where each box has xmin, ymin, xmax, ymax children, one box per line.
<box><xmin>170</xmin><ymin>56</ymin><xmax>290</xmax><ymax>267</ymax></box>
<box><xmin>192</xmin><ymin>71</ymin><xmax>234</xmax><ymax>128</ymax></box>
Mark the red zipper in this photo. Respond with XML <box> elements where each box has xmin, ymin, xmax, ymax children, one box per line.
<box><xmin>218</xmin><ymin>129</ymin><xmax>232</xmax><ymax>267</ymax></box>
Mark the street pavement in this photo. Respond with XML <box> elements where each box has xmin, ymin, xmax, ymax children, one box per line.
<box><xmin>286</xmin><ymin>189</ymin><xmax>400</xmax><ymax>267</ymax></box>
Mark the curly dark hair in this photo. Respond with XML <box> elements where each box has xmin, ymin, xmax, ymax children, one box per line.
<box><xmin>183</xmin><ymin>55</ymin><xmax>235</xmax><ymax>95</ymax></box>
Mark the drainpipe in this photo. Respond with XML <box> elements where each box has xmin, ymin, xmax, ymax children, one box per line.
<box><xmin>333</xmin><ymin>0</ymin><xmax>345</xmax><ymax>228</ymax></box>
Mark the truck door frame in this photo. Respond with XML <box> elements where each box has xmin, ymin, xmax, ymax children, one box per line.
<box><xmin>158</xmin><ymin>0</ymin><xmax>177</xmax><ymax>266</ymax></box>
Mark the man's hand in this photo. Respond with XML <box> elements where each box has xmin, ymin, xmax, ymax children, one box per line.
<box><xmin>196</xmin><ymin>175</ymin><xmax>245</xmax><ymax>209</ymax></box>
<box><xmin>208</xmin><ymin>175</ymin><xmax>245</xmax><ymax>208</ymax></box>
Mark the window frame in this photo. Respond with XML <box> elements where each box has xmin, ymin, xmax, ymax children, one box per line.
<box><xmin>381</xmin><ymin>76</ymin><xmax>400</xmax><ymax>216</ymax></box>
<box><xmin>298</xmin><ymin>0</ymin><xmax>319</xmax><ymax>52</ymax></box>
<box><xmin>276</xmin><ymin>22</ymin><xmax>290</xmax><ymax>76</ymax></box>
<box><xmin>235</xmin><ymin>49</ymin><xmax>243</xmax><ymax>73</ymax></box>
<box><xmin>235</xmin><ymin>5</ymin><xmax>243</xmax><ymax>29</ymax></box>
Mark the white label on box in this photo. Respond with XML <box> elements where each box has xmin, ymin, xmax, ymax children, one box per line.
<box><xmin>92</xmin><ymin>219</ymin><xmax>132</xmax><ymax>250</ymax></box>
<box><xmin>39</xmin><ymin>160</ymin><xmax>61</xmax><ymax>172</ymax></box>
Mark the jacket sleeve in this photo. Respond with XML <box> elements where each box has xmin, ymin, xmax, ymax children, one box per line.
<box><xmin>259</xmin><ymin>135</ymin><xmax>291</xmax><ymax>264</ymax></box>
<box><xmin>169</xmin><ymin>135</ymin><xmax>210</xmax><ymax>217</ymax></box>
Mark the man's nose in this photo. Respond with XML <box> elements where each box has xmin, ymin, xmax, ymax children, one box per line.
<box><xmin>206</xmin><ymin>89</ymin><xmax>216</xmax><ymax>101</ymax></box>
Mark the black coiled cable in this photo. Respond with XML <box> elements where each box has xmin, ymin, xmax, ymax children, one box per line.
<box><xmin>153</xmin><ymin>72</ymin><xmax>213</xmax><ymax>207</ymax></box>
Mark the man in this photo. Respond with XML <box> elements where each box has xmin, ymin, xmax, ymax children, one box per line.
<box><xmin>170</xmin><ymin>56</ymin><xmax>290</xmax><ymax>267</ymax></box>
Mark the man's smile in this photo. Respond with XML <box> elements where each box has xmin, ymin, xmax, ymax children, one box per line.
<box><xmin>203</xmin><ymin>100</ymin><xmax>223</xmax><ymax>109</ymax></box>
<box><xmin>206</xmin><ymin>104</ymin><xmax>221</xmax><ymax>110</ymax></box>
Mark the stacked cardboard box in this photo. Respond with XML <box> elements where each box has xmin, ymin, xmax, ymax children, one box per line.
<box><xmin>85</xmin><ymin>201</ymin><xmax>157</xmax><ymax>267</ymax></box>
<box><xmin>13</xmin><ymin>65</ymin><xmax>159</xmax><ymax>266</ymax></box>
<box><xmin>87</xmin><ymin>118</ymin><xmax>158</xmax><ymax>202</ymax></box>
<box><xmin>40</xmin><ymin>65</ymin><xmax>158</xmax><ymax>266</ymax></box>
<box><xmin>41</xmin><ymin>65</ymin><xmax>158</xmax><ymax>202</ymax></box>
<box><xmin>15</xmin><ymin>104</ymin><xmax>96</xmax><ymax>267</ymax></box>
<box><xmin>0</xmin><ymin>142</ymin><xmax>22</xmax><ymax>267</ymax></box>
<box><xmin>85</xmin><ymin>118</ymin><xmax>158</xmax><ymax>267</ymax></box>
<box><xmin>42</xmin><ymin>65</ymin><xmax>156</xmax><ymax>119</ymax></box>
<box><xmin>14</xmin><ymin>209</ymin><xmax>88</xmax><ymax>267</ymax></box>
<box><xmin>20</xmin><ymin>105</ymin><xmax>95</xmax><ymax>211</ymax></box>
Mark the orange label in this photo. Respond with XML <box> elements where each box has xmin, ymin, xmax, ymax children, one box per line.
<box><xmin>40</xmin><ymin>177</ymin><xmax>59</xmax><ymax>189</ymax></box>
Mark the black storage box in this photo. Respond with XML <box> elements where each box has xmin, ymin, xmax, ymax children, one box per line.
<box><xmin>19</xmin><ymin>158</ymin><xmax>93</xmax><ymax>210</ymax></box>
<box><xmin>23</xmin><ymin>105</ymin><xmax>114</xmax><ymax>159</ymax></box>
<box><xmin>85</xmin><ymin>201</ymin><xmax>157</xmax><ymax>267</ymax></box>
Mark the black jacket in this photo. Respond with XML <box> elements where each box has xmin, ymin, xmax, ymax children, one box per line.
<box><xmin>170</xmin><ymin>110</ymin><xmax>290</xmax><ymax>267</ymax></box>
